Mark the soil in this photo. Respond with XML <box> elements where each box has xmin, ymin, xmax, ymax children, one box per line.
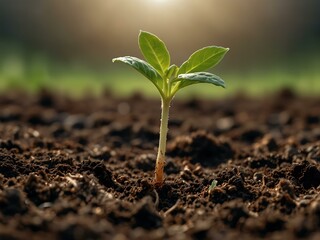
<box><xmin>0</xmin><ymin>89</ymin><xmax>320</xmax><ymax>240</ymax></box>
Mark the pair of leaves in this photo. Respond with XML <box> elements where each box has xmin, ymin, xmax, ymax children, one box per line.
<box><xmin>112</xmin><ymin>31</ymin><xmax>229</xmax><ymax>98</ymax></box>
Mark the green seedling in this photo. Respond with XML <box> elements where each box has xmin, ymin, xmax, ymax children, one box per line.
<box><xmin>208</xmin><ymin>180</ymin><xmax>218</xmax><ymax>195</ymax></box>
<box><xmin>113</xmin><ymin>31</ymin><xmax>229</xmax><ymax>185</ymax></box>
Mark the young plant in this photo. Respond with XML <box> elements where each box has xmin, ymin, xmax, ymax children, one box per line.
<box><xmin>112</xmin><ymin>31</ymin><xmax>229</xmax><ymax>185</ymax></box>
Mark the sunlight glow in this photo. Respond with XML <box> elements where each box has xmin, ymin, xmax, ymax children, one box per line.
<box><xmin>152</xmin><ymin>0</ymin><xmax>169</xmax><ymax>3</ymax></box>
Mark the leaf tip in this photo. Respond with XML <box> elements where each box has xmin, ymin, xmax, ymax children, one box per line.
<box><xmin>112</xmin><ymin>57</ymin><xmax>122</xmax><ymax>63</ymax></box>
<box><xmin>138</xmin><ymin>30</ymin><xmax>147</xmax><ymax>43</ymax></box>
<box><xmin>139</xmin><ymin>30</ymin><xmax>149</xmax><ymax>37</ymax></box>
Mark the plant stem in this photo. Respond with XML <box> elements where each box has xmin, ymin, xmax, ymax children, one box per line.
<box><xmin>154</xmin><ymin>97</ymin><xmax>171</xmax><ymax>185</ymax></box>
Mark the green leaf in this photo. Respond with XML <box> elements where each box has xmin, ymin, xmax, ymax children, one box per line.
<box><xmin>178</xmin><ymin>46</ymin><xmax>229</xmax><ymax>75</ymax></box>
<box><xmin>139</xmin><ymin>31</ymin><xmax>170</xmax><ymax>76</ymax></box>
<box><xmin>208</xmin><ymin>180</ymin><xmax>218</xmax><ymax>194</ymax></box>
<box><xmin>176</xmin><ymin>72</ymin><xmax>226</xmax><ymax>89</ymax></box>
<box><xmin>166</xmin><ymin>64</ymin><xmax>179</xmax><ymax>79</ymax></box>
<box><xmin>112</xmin><ymin>56</ymin><xmax>163</xmax><ymax>94</ymax></box>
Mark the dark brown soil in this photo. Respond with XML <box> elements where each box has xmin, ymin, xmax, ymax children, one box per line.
<box><xmin>0</xmin><ymin>89</ymin><xmax>320</xmax><ymax>240</ymax></box>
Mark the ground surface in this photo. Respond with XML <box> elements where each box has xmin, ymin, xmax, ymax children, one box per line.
<box><xmin>0</xmin><ymin>89</ymin><xmax>319</xmax><ymax>240</ymax></box>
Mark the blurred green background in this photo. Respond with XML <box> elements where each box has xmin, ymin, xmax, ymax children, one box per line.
<box><xmin>0</xmin><ymin>0</ymin><xmax>319</xmax><ymax>98</ymax></box>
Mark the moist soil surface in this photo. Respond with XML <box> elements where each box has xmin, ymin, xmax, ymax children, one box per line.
<box><xmin>0</xmin><ymin>89</ymin><xmax>320</xmax><ymax>240</ymax></box>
